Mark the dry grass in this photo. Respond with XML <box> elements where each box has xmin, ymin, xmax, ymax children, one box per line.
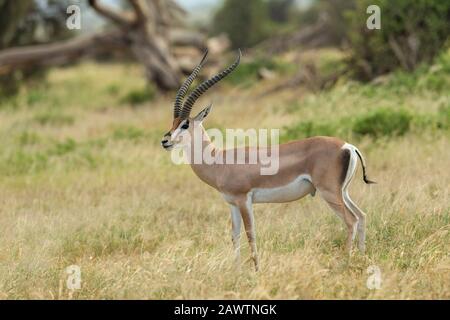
<box><xmin>0</xmin><ymin>59</ymin><xmax>448</xmax><ymax>299</ymax></box>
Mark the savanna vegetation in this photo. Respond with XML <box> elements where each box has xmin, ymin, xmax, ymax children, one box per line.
<box><xmin>0</xmin><ymin>45</ymin><xmax>449</xmax><ymax>298</ymax></box>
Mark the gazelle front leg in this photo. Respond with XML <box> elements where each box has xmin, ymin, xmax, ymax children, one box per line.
<box><xmin>236</xmin><ymin>194</ymin><xmax>259</xmax><ymax>271</ymax></box>
<box><xmin>230</xmin><ymin>204</ymin><xmax>242</xmax><ymax>268</ymax></box>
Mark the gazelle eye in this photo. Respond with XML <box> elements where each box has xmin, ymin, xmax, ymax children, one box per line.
<box><xmin>181</xmin><ymin>121</ymin><xmax>189</xmax><ymax>130</ymax></box>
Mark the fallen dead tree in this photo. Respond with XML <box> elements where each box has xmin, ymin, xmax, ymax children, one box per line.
<box><xmin>0</xmin><ymin>29</ymin><xmax>126</xmax><ymax>75</ymax></box>
<box><xmin>0</xmin><ymin>0</ymin><xmax>228</xmax><ymax>91</ymax></box>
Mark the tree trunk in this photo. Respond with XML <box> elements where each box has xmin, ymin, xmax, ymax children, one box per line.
<box><xmin>0</xmin><ymin>0</ymin><xmax>211</xmax><ymax>92</ymax></box>
<box><xmin>88</xmin><ymin>0</ymin><xmax>184</xmax><ymax>91</ymax></box>
<box><xmin>0</xmin><ymin>30</ymin><xmax>126</xmax><ymax>75</ymax></box>
<box><xmin>128</xmin><ymin>29</ymin><xmax>181</xmax><ymax>90</ymax></box>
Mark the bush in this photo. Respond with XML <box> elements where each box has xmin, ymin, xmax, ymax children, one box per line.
<box><xmin>436</xmin><ymin>105</ymin><xmax>450</xmax><ymax>130</ymax></box>
<box><xmin>346</xmin><ymin>0</ymin><xmax>450</xmax><ymax>80</ymax></box>
<box><xmin>212</xmin><ymin>0</ymin><xmax>270</xmax><ymax>48</ymax></box>
<box><xmin>283</xmin><ymin>106</ymin><xmax>447</xmax><ymax>142</ymax></box>
<box><xmin>52</xmin><ymin>138</ymin><xmax>77</xmax><ymax>156</ymax></box>
<box><xmin>121</xmin><ymin>86</ymin><xmax>155</xmax><ymax>106</ymax></box>
<box><xmin>364</xmin><ymin>49</ymin><xmax>450</xmax><ymax>95</ymax></box>
<box><xmin>33</xmin><ymin>110</ymin><xmax>74</xmax><ymax>126</ymax></box>
<box><xmin>352</xmin><ymin>108</ymin><xmax>412</xmax><ymax>137</ymax></box>
<box><xmin>112</xmin><ymin>126</ymin><xmax>145</xmax><ymax>141</ymax></box>
<box><xmin>282</xmin><ymin>121</ymin><xmax>340</xmax><ymax>142</ymax></box>
<box><xmin>225</xmin><ymin>57</ymin><xmax>286</xmax><ymax>85</ymax></box>
<box><xmin>16</xmin><ymin>131</ymin><xmax>41</xmax><ymax>146</ymax></box>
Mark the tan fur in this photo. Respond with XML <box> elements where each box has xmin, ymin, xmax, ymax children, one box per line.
<box><xmin>170</xmin><ymin>118</ymin><xmax>183</xmax><ymax>131</ymax></box>
<box><xmin>162</xmin><ymin>118</ymin><xmax>370</xmax><ymax>271</ymax></box>
<box><xmin>190</xmin><ymin>133</ymin><xmax>346</xmax><ymax>195</ymax></box>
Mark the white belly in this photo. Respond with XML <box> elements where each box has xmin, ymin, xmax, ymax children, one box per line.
<box><xmin>251</xmin><ymin>174</ymin><xmax>315</xmax><ymax>203</ymax></box>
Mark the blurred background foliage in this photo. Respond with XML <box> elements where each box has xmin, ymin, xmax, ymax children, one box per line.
<box><xmin>1</xmin><ymin>0</ymin><xmax>449</xmax><ymax>95</ymax></box>
<box><xmin>212</xmin><ymin>0</ymin><xmax>271</xmax><ymax>48</ymax></box>
<box><xmin>0</xmin><ymin>0</ymin><xmax>78</xmax><ymax>95</ymax></box>
<box><xmin>0</xmin><ymin>2</ymin><xmax>449</xmax><ymax>299</ymax></box>
<box><xmin>345</xmin><ymin>0</ymin><xmax>450</xmax><ymax>80</ymax></box>
<box><xmin>212</xmin><ymin>0</ymin><xmax>450</xmax><ymax>77</ymax></box>
<box><xmin>0</xmin><ymin>0</ymin><xmax>448</xmax><ymax>140</ymax></box>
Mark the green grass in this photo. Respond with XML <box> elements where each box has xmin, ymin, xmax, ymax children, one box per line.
<box><xmin>352</xmin><ymin>108</ymin><xmax>413</xmax><ymax>138</ymax></box>
<box><xmin>111</xmin><ymin>126</ymin><xmax>146</xmax><ymax>141</ymax></box>
<box><xmin>225</xmin><ymin>56</ymin><xmax>294</xmax><ymax>86</ymax></box>
<box><xmin>282</xmin><ymin>106</ymin><xmax>449</xmax><ymax>142</ymax></box>
<box><xmin>120</xmin><ymin>86</ymin><xmax>155</xmax><ymax>106</ymax></box>
<box><xmin>0</xmin><ymin>53</ymin><xmax>448</xmax><ymax>299</ymax></box>
<box><xmin>281</xmin><ymin>50</ymin><xmax>450</xmax><ymax>142</ymax></box>
<box><xmin>33</xmin><ymin>110</ymin><xmax>75</xmax><ymax>126</ymax></box>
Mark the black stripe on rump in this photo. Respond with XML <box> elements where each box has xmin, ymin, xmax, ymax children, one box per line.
<box><xmin>340</xmin><ymin>148</ymin><xmax>351</xmax><ymax>185</ymax></box>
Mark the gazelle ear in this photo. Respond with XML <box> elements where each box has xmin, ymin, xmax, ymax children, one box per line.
<box><xmin>193</xmin><ymin>103</ymin><xmax>213</xmax><ymax>122</ymax></box>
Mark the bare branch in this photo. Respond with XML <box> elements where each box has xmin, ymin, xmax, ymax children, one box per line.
<box><xmin>1</xmin><ymin>0</ymin><xmax>210</xmax><ymax>92</ymax></box>
<box><xmin>88</xmin><ymin>0</ymin><xmax>135</xmax><ymax>27</ymax></box>
<box><xmin>388</xmin><ymin>36</ymin><xmax>411</xmax><ymax>71</ymax></box>
<box><xmin>0</xmin><ymin>30</ymin><xmax>127</xmax><ymax>75</ymax></box>
<box><xmin>128</xmin><ymin>0</ymin><xmax>147</xmax><ymax>25</ymax></box>
<box><xmin>169</xmin><ymin>29</ymin><xmax>206</xmax><ymax>50</ymax></box>
<box><xmin>166</xmin><ymin>0</ymin><xmax>187</xmax><ymax>23</ymax></box>
<box><xmin>251</xmin><ymin>18</ymin><xmax>330</xmax><ymax>56</ymax></box>
<box><xmin>167</xmin><ymin>0</ymin><xmax>187</xmax><ymax>15</ymax></box>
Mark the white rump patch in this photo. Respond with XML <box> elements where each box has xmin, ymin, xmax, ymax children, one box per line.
<box><xmin>340</xmin><ymin>143</ymin><xmax>360</xmax><ymax>221</ymax></box>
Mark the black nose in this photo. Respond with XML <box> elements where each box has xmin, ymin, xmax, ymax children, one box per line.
<box><xmin>162</xmin><ymin>139</ymin><xmax>168</xmax><ymax>144</ymax></box>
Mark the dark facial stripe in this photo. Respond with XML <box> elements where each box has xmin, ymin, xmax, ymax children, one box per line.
<box><xmin>170</xmin><ymin>118</ymin><xmax>183</xmax><ymax>132</ymax></box>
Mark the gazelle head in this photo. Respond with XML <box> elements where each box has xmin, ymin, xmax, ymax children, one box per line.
<box><xmin>161</xmin><ymin>49</ymin><xmax>241</xmax><ymax>151</ymax></box>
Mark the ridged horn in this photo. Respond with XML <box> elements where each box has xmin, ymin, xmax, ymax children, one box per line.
<box><xmin>180</xmin><ymin>49</ymin><xmax>241</xmax><ymax>119</ymax></box>
<box><xmin>173</xmin><ymin>49</ymin><xmax>208</xmax><ymax>119</ymax></box>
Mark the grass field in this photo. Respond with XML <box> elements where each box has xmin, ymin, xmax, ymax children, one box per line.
<box><xmin>0</xmin><ymin>50</ymin><xmax>449</xmax><ymax>299</ymax></box>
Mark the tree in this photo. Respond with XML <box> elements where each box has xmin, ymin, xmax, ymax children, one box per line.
<box><xmin>267</xmin><ymin>0</ymin><xmax>294</xmax><ymax>23</ymax></box>
<box><xmin>212</xmin><ymin>0</ymin><xmax>269</xmax><ymax>49</ymax></box>
<box><xmin>0</xmin><ymin>0</ymin><xmax>33</xmax><ymax>48</ymax></box>
<box><xmin>0</xmin><ymin>0</ymin><xmax>209</xmax><ymax>92</ymax></box>
<box><xmin>0</xmin><ymin>0</ymin><xmax>33</xmax><ymax>95</ymax></box>
<box><xmin>346</xmin><ymin>0</ymin><xmax>450</xmax><ymax>80</ymax></box>
<box><xmin>86</xmin><ymin>0</ymin><xmax>182</xmax><ymax>90</ymax></box>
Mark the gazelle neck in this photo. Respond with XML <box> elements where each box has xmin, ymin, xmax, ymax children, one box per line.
<box><xmin>187</xmin><ymin>125</ymin><xmax>220</xmax><ymax>188</ymax></box>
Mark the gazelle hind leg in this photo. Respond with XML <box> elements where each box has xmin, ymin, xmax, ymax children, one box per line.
<box><xmin>341</xmin><ymin>145</ymin><xmax>367</xmax><ymax>253</ymax></box>
<box><xmin>343</xmin><ymin>190</ymin><xmax>366</xmax><ymax>253</ymax></box>
<box><xmin>319</xmin><ymin>189</ymin><xmax>359</xmax><ymax>254</ymax></box>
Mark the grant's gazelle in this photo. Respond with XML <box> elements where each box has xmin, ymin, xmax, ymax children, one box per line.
<box><xmin>161</xmin><ymin>50</ymin><xmax>375</xmax><ymax>271</ymax></box>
